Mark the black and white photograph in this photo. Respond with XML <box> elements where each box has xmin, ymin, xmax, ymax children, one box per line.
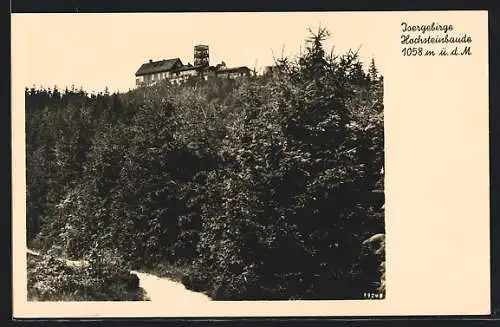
<box><xmin>23</xmin><ymin>12</ymin><xmax>385</xmax><ymax>303</ymax></box>
<box><xmin>12</xmin><ymin>11</ymin><xmax>489</xmax><ymax>317</ymax></box>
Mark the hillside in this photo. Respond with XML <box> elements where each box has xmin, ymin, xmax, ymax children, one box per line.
<box><xmin>26</xmin><ymin>28</ymin><xmax>385</xmax><ymax>301</ymax></box>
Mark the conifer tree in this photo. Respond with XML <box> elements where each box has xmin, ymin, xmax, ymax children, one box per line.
<box><xmin>368</xmin><ymin>58</ymin><xmax>379</xmax><ymax>82</ymax></box>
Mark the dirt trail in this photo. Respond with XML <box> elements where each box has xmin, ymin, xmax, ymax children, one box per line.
<box><xmin>27</xmin><ymin>249</ymin><xmax>211</xmax><ymax>302</ymax></box>
<box><xmin>130</xmin><ymin>270</ymin><xmax>211</xmax><ymax>303</ymax></box>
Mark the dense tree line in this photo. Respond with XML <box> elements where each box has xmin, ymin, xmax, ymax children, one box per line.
<box><xmin>26</xmin><ymin>28</ymin><xmax>385</xmax><ymax>300</ymax></box>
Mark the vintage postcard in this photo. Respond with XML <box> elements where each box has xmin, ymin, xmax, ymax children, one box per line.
<box><xmin>11</xmin><ymin>10</ymin><xmax>489</xmax><ymax>317</ymax></box>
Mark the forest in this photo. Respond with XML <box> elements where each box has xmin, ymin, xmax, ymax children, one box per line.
<box><xmin>25</xmin><ymin>28</ymin><xmax>385</xmax><ymax>301</ymax></box>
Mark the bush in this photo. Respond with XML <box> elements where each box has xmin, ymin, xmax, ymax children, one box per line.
<box><xmin>27</xmin><ymin>251</ymin><xmax>146</xmax><ymax>301</ymax></box>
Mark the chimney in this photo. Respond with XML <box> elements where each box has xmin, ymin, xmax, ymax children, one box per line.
<box><xmin>149</xmin><ymin>59</ymin><xmax>153</xmax><ymax>63</ymax></box>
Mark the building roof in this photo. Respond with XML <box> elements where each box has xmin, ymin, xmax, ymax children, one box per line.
<box><xmin>135</xmin><ymin>58</ymin><xmax>183</xmax><ymax>76</ymax></box>
<box><xmin>216</xmin><ymin>66</ymin><xmax>251</xmax><ymax>74</ymax></box>
<box><xmin>203</xmin><ymin>66</ymin><xmax>217</xmax><ymax>71</ymax></box>
<box><xmin>172</xmin><ymin>65</ymin><xmax>200</xmax><ymax>73</ymax></box>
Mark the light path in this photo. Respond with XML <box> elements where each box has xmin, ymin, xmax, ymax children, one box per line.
<box><xmin>131</xmin><ymin>270</ymin><xmax>212</xmax><ymax>303</ymax></box>
<box><xmin>27</xmin><ymin>248</ymin><xmax>211</xmax><ymax>302</ymax></box>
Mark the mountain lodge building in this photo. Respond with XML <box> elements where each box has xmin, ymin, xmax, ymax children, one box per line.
<box><xmin>135</xmin><ymin>45</ymin><xmax>252</xmax><ymax>87</ymax></box>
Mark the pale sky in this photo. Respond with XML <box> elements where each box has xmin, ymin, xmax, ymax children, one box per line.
<box><xmin>12</xmin><ymin>12</ymin><xmax>387</xmax><ymax>93</ymax></box>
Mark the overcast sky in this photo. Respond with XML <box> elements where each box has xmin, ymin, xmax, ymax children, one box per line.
<box><xmin>12</xmin><ymin>12</ymin><xmax>387</xmax><ymax>93</ymax></box>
